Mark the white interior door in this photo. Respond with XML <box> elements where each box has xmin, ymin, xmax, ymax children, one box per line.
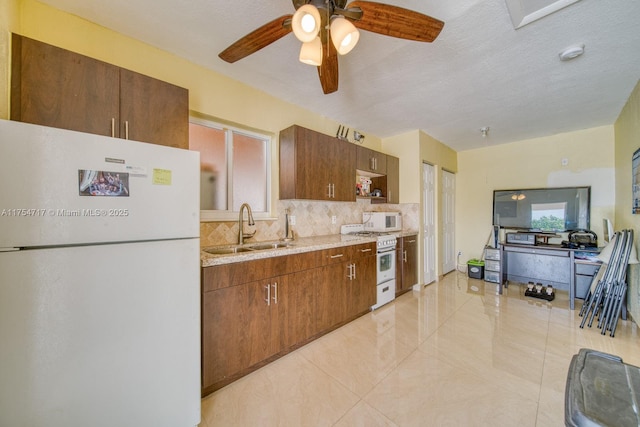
<box><xmin>442</xmin><ymin>170</ymin><xmax>456</xmax><ymax>274</ymax></box>
<box><xmin>422</xmin><ymin>163</ymin><xmax>436</xmax><ymax>285</ymax></box>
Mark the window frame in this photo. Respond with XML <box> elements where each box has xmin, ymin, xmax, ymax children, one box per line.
<box><xmin>189</xmin><ymin>115</ymin><xmax>273</xmax><ymax>222</ymax></box>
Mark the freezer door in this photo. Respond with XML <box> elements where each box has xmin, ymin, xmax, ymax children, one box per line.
<box><xmin>0</xmin><ymin>120</ymin><xmax>199</xmax><ymax>247</ymax></box>
<box><xmin>0</xmin><ymin>239</ymin><xmax>201</xmax><ymax>427</ymax></box>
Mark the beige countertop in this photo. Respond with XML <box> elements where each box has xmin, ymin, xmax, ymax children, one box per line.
<box><xmin>201</xmin><ymin>230</ymin><xmax>419</xmax><ymax>267</ymax></box>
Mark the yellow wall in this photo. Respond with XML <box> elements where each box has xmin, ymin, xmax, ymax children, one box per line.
<box><xmin>456</xmin><ymin>126</ymin><xmax>616</xmax><ymax>262</ymax></box>
<box><xmin>12</xmin><ymin>0</ymin><xmax>384</xmax><ymax>144</ymax></box>
<box><xmin>382</xmin><ymin>130</ymin><xmax>420</xmax><ymax>202</ymax></box>
<box><xmin>2</xmin><ymin>0</ymin><xmax>385</xmax><ymax>219</ymax></box>
<box><xmin>419</xmin><ymin>130</ymin><xmax>458</xmax><ymax>175</ymax></box>
<box><xmin>381</xmin><ymin>129</ymin><xmax>458</xmax><ymax>204</ymax></box>
<box><xmin>614</xmin><ymin>79</ymin><xmax>640</xmax><ymax>321</ymax></box>
<box><xmin>614</xmin><ymin>80</ymin><xmax>640</xmax><ymax>230</ymax></box>
<box><xmin>382</xmin><ymin>129</ymin><xmax>458</xmax><ymax>282</ymax></box>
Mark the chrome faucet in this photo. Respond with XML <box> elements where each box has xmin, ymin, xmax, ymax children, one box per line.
<box><xmin>238</xmin><ymin>203</ymin><xmax>256</xmax><ymax>245</ymax></box>
<box><xmin>283</xmin><ymin>208</ymin><xmax>295</xmax><ymax>241</ymax></box>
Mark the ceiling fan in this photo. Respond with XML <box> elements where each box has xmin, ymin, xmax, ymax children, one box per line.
<box><xmin>218</xmin><ymin>0</ymin><xmax>444</xmax><ymax>94</ymax></box>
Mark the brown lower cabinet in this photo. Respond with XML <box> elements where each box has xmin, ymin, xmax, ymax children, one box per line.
<box><xmin>316</xmin><ymin>242</ymin><xmax>376</xmax><ymax>332</ymax></box>
<box><xmin>201</xmin><ymin>243</ymin><xmax>376</xmax><ymax>396</ymax></box>
<box><xmin>396</xmin><ymin>234</ymin><xmax>419</xmax><ymax>294</ymax></box>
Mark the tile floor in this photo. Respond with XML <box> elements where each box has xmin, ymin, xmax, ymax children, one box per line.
<box><xmin>200</xmin><ymin>272</ymin><xmax>639</xmax><ymax>426</ymax></box>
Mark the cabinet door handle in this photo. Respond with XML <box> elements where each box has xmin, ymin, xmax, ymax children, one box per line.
<box><xmin>408</xmin><ymin>239</ymin><xmax>416</xmax><ymax>243</ymax></box>
<box><xmin>331</xmin><ymin>183</ymin><xmax>335</xmax><ymax>198</ymax></box>
<box><xmin>360</xmin><ymin>248</ymin><xmax>372</xmax><ymax>253</ymax></box>
<box><xmin>327</xmin><ymin>183</ymin><xmax>332</xmax><ymax>198</ymax></box>
<box><xmin>111</xmin><ymin>118</ymin><xmax>115</xmax><ymax>138</ymax></box>
<box><xmin>347</xmin><ymin>263</ymin><xmax>356</xmax><ymax>280</ymax></box>
<box><xmin>124</xmin><ymin>121</ymin><xmax>129</xmax><ymax>140</ymax></box>
<box><xmin>330</xmin><ymin>253</ymin><xmax>344</xmax><ymax>259</ymax></box>
<box><xmin>403</xmin><ymin>250</ymin><xmax>408</xmax><ymax>262</ymax></box>
<box><xmin>272</xmin><ymin>283</ymin><xmax>278</xmax><ymax>304</ymax></box>
<box><xmin>265</xmin><ymin>284</ymin><xmax>271</xmax><ymax>306</ymax></box>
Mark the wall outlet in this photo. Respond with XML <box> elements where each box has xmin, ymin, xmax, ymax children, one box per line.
<box><xmin>289</xmin><ymin>215</ymin><xmax>296</xmax><ymax>226</ymax></box>
<box><xmin>331</xmin><ymin>215</ymin><xmax>337</xmax><ymax>224</ymax></box>
<box><xmin>458</xmin><ymin>251</ymin><xmax>462</xmax><ymax>257</ymax></box>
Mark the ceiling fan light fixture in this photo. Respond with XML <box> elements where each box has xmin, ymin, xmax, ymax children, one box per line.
<box><xmin>299</xmin><ymin>37</ymin><xmax>323</xmax><ymax>66</ymax></box>
<box><xmin>330</xmin><ymin>16</ymin><xmax>360</xmax><ymax>55</ymax></box>
<box><xmin>292</xmin><ymin>4</ymin><xmax>321</xmax><ymax>43</ymax></box>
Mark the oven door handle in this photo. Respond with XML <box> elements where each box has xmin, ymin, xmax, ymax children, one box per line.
<box><xmin>377</xmin><ymin>247</ymin><xmax>396</xmax><ymax>254</ymax></box>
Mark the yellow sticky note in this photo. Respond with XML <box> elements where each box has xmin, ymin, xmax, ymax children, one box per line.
<box><xmin>152</xmin><ymin>168</ymin><xmax>172</xmax><ymax>185</ymax></box>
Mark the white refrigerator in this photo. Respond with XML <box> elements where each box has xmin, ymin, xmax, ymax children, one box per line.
<box><xmin>0</xmin><ymin>120</ymin><xmax>201</xmax><ymax>427</ymax></box>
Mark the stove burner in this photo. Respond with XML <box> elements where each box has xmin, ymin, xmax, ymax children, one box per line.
<box><xmin>351</xmin><ymin>231</ymin><xmax>389</xmax><ymax>237</ymax></box>
<box><xmin>340</xmin><ymin>223</ymin><xmax>396</xmax><ymax>249</ymax></box>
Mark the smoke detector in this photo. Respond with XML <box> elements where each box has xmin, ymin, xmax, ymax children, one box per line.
<box><xmin>559</xmin><ymin>44</ymin><xmax>585</xmax><ymax>61</ymax></box>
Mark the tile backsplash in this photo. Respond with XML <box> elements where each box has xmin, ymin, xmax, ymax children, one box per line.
<box><xmin>200</xmin><ymin>200</ymin><xmax>419</xmax><ymax>247</ymax></box>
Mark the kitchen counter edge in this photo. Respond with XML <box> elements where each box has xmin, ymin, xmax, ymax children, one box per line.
<box><xmin>201</xmin><ymin>230</ymin><xmax>419</xmax><ymax>267</ymax></box>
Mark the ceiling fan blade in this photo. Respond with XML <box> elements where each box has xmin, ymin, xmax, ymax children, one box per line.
<box><xmin>219</xmin><ymin>15</ymin><xmax>293</xmax><ymax>63</ymax></box>
<box><xmin>346</xmin><ymin>1</ymin><xmax>444</xmax><ymax>42</ymax></box>
<box><xmin>317</xmin><ymin>40</ymin><xmax>338</xmax><ymax>94</ymax></box>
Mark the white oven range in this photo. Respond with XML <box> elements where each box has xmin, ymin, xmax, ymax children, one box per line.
<box><xmin>341</xmin><ymin>224</ymin><xmax>397</xmax><ymax>310</ymax></box>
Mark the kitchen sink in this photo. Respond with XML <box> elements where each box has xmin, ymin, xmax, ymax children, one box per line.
<box><xmin>203</xmin><ymin>242</ymin><xmax>294</xmax><ymax>255</ymax></box>
<box><xmin>247</xmin><ymin>242</ymin><xmax>294</xmax><ymax>250</ymax></box>
<box><xmin>203</xmin><ymin>247</ymin><xmax>255</xmax><ymax>255</ymax></box>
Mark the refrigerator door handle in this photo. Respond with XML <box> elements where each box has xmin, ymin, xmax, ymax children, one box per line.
<box><xmin>0</xmin><ymin>247</ymin><xmax>20</xmax><ymax>252</ymax></box>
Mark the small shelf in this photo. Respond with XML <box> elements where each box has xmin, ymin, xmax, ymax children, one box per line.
<box><xmin>535</xmin><ymin>233</ymin><xmax>560</xmax><ymax>245</ymax></box>
<box><xmin>356</xmin><ymin>195</ymin><xmax>387</xmax><ymax>204</ymax></box>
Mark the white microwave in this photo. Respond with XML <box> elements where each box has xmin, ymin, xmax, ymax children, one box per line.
<box><xmin>363</xmin><ymin>212</ymin><xmax>402</xmax><ymax>232</ymax></box>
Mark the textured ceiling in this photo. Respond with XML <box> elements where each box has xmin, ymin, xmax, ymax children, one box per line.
<box><xmin>38</xmin><ymin>0</ymin><xmax>640</xmax><ymax>151</ymax></box>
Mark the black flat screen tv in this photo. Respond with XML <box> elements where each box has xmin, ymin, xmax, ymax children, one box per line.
<box><xmin>493</xmin><ymin>186</ymin><xmax>590</xmax><ymax>232</ymax></box>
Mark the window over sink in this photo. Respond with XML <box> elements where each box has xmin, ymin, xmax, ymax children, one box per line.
<box><xmin>189</xmin><ymin>115</ymin><xmax>271</xmax><ymax>221</ymax></box>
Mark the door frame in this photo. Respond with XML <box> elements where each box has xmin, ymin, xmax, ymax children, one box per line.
<box><xmin>442</xmin><ymin>169</ymin><xmax>456</xmax><ymax>275</ymax></box>
<box><xmin>422</xmin><ymin>162</ymin><xmax>436</xmax><ymax>285</ymax></box>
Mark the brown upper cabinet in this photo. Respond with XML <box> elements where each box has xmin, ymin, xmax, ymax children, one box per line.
<box><xmin>280</xmin><ymin>124</ymin><xmax>400</xmax><ymax>203</ymax></box>
<box><xmin>279</xmin><ymin>125</ymin><xmax>356</xmax><ymax>202</ymax></box>
<box><xmin>11</xmin><ymin>34</ymin><xmax>189</xmax><ymax>149</ymax></box>
<box><xmin>385</xmin><ymin>155</ymin><xmax>400</xmax><ymax>204</ymax></box>
<box><xmin>356</xmin><ymin>146</ymin><xmax>387</xmax><ymax>175</ymax></box>
<box><xmin>368</xmin><ymin>154</ymin><xmax>400</xmax><ymax>204</ymax></box>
